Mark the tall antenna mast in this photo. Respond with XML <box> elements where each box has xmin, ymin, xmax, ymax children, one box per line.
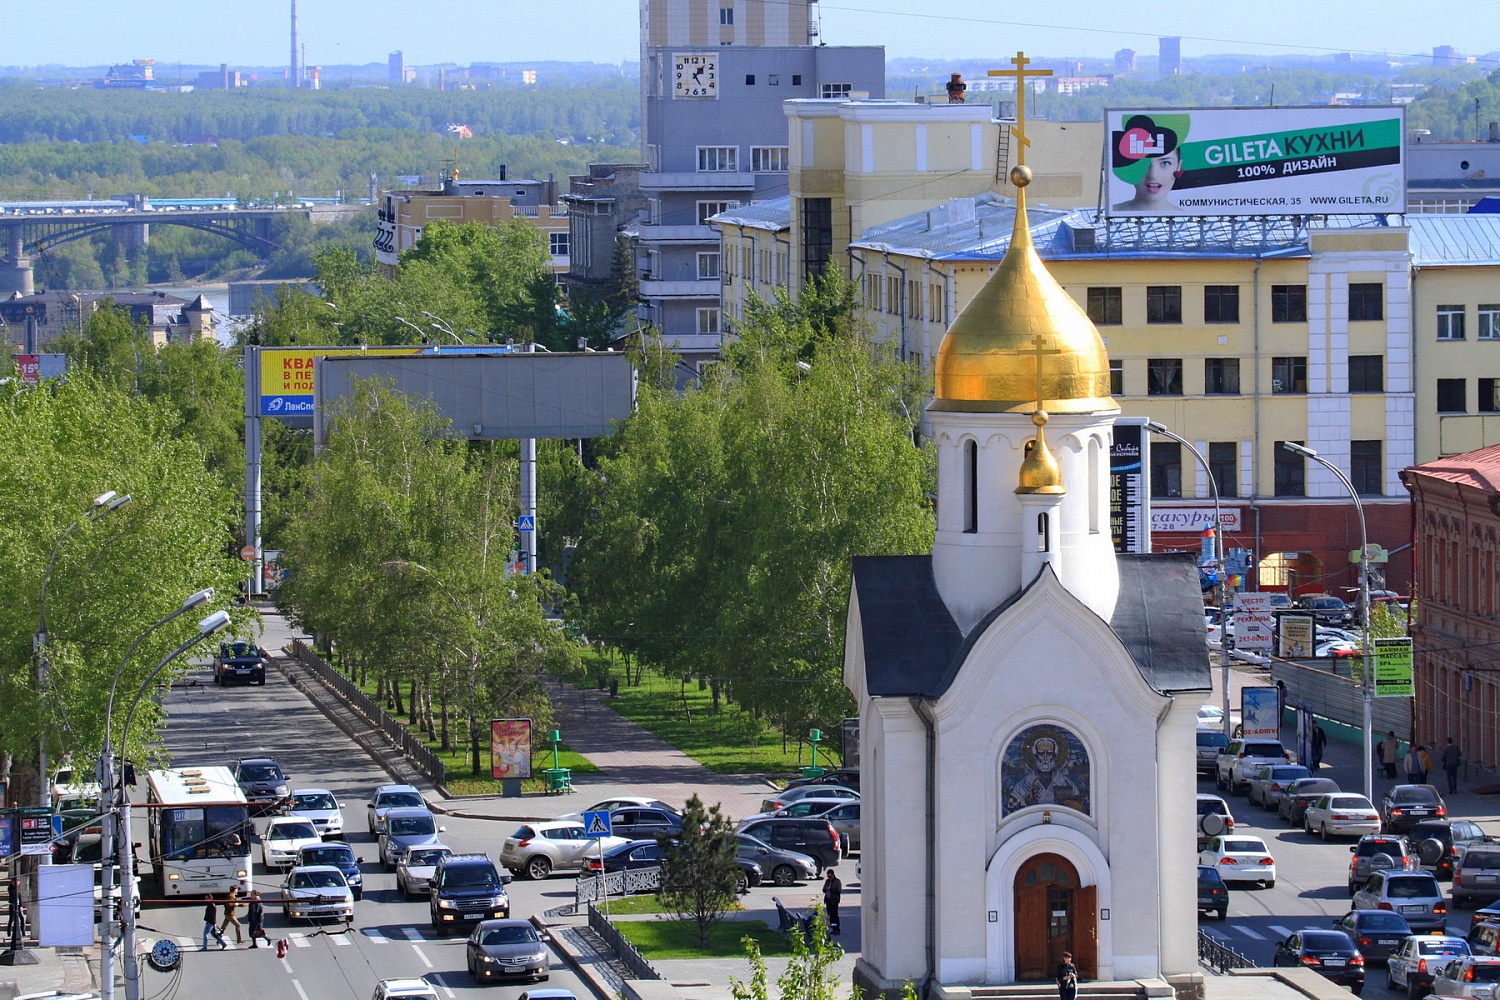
<box><xmin>290</xmin><ymin>0</ymin><xmax>301</xmax><ymax>88</ymax></box>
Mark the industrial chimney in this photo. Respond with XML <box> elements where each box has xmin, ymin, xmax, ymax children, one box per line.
<box><xmin>290</xmin><ymin>0</ymin><xmax>300</xmax><ymax>88</ymax></box>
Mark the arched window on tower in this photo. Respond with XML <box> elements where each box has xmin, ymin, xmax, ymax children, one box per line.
<box><xmin>1088</xmin><ymin>438</ymin><xmax>1101</xmax><ymax>534</ymax></box>
<box><xmin>1037</xmin><ymin>512</ymin><xmax>1050</xmax><ymax>552</ymax></box>
<box><xmin>964</xmin><ymin>440</ymin><xmax>978</xmax><ymax>533</ymax></box>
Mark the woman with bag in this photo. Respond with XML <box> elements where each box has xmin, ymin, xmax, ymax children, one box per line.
<box><xmin>1057</xmin><ymin>951</ymin><xmax>1078</xmax><ymax>1000</ymax></box>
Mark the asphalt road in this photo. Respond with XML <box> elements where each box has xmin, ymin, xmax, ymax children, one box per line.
<box><xmin>136</xmin><ymin>641</ymin><xmax>597</xmax><ymax>1000</ymax></box>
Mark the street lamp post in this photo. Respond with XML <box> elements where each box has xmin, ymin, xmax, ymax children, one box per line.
<box><xmin>111</xmin><ymin>609</ymin><xmax>231</xmax><ymax>1000</ymax></box>
<box><xmin>1145</xmin><ymin>422</ymin><xmax>1230</xmax><ymax>736</ymax></box>
<box><xmin>1283</xmin><ymin>441</ymin><xmax>1373</xmax><ymax>800</ymax></box>
<box><xmin>97</xmin><ymin>589</ymin><xmax>215</xmax><ymax>1000</ymax></box>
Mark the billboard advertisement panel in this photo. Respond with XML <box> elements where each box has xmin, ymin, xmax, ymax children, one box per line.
<box><xmin>256</xmin><ymin>346</ymin><xmax>424</xmax><ymax>419</ymax></box>
<box><xmin>1106</xmin><ymin>107</ymin><xmax>1404</xmax><ymax>217</ymax></box>
<box><xmin>491</xmin><ymin>718</ymin><xmax>533</xmax><ymax>780</ymax></box>
<box><xmin>1110</xmin><ymin>419</ymin><xmax>1149</xmax><ymax>554</ymax></box>
<box><xmin>1241</xmin><ymin>686</ymin><xmax>1281</xmax><ymax>739</ymax></box>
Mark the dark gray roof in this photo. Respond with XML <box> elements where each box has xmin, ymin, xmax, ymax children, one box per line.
<box><xmin>853</xmin><ymin>552</ymin><xmax>1210</xmax><ymax>698</ymax></box>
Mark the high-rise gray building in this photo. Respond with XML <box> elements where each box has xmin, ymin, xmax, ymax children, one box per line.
<box><xmin>1158</xmin><ymin>37</ymin><xmax>1181</xmax><ymax>79</ymax></box>
<box><xmin>388</xmin><ymin>50</ymin><xmax>409</xmax><ymax>86</ymax></box>
<box><xmin>1114</xmin><ymin>49</ymin><xmax>1136</xmax><ymax>73</ymax></box>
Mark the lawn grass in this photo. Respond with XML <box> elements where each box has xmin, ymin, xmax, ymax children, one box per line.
<box><xmin>575</xmin><ymin>650</ymin><xmax>845</xmax><ymax>777</ymax></box>
<box><xmin>615</xmin><ymin>916</ymin><xmax>794</xmax><ymax>958</ymax></box>
<box><xmin>591</xmin><ymin>893</ymin><xmax>744</xmax><ymax>916</ymax></box>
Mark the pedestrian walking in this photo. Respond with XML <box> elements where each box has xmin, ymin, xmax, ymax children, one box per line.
<box><xmin>1381</xmin><ymin>731</ymin><xmax>1400</xmax><ymax>780</ymax></box>
<box><xmin>1310</xmin><ymin>720</ymin><xmax>1327</xmax><ymax>771</ymax></box>
<box><xmin>202</xmin><ymin>898</ymin><xmax>226</xmax><ymax>951</ymax></box>
<box><xmin>1057</xmin><ymin>951</ymin><xmax>1079</xmax><ymax>1000</ymax></box>
<box><xmin>822</xmin><ymin>870</ymin><xmax>843</xmax><ymax>935</ymax></box>
<box><xmin>1418</xmin><ymin>745</ymin><xmax>1433</xmax><ymax>785</ymax></box>
<box><xmin>1404</xmin><ymin>746</ymin><xmax>1422</xmax><ymax>785</ymax></box>
<box><xmin>7</xmin><ymin>897</ymin><xmax>27</xmax><ymax>942</ymax></box>
<box><xmin>219</xmin><ymin>885</ymin><xmax>243</xmax><ymax>944</ymax></box>
<box><xmin>247</xmin><ymin>890</ymin><xmax>268</xmax><ymax>948</ymax></box>
<box><xmin>1443</xmin><ymin>738</ymin><xmax>1464</xmax><ymax>794</ymax></box>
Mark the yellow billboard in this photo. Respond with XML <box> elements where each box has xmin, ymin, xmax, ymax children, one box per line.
<box><xmin>257</xmin><ymin>346</ymin><xmax>423</xmax><ymax>418</ymax></box>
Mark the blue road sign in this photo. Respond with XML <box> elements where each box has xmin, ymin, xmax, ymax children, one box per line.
<box><xmin>0</xmin><ymin>816</ymin><xmax>12</xmax><ymax>858</ymax></box>
<box><xmin>582</xmin><ymin>810</ymin><xmax>612</xmax><ymax>837</ymax></box>
<box><xmin>518</xmin><ymin>515</ymin><xmax>536</xmax><ymax>531</ymax></box>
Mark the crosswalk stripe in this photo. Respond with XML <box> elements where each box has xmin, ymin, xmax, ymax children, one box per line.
<box><xmin>178</xmin><ymin>937</ymin><xmax>195</xmax><ymax>948</ymax></box>
<box><xmin>364</xmin><ymin>929</ymin><xmax>389</xmax><ymax>944</ymax></box>
<box><xmin>431</xmin><ymin>974</ymin><xmax>457</xmax><ymax>999</ymax></box>
<box><xmin>291</xmin><ymin>934</ymin><xmax>311</xmax><ymax>948</ymax></box>
<box><xmin>402</xmin><ymin>927</ymin><xmax>424</xmax><ymax>942</ymax></box>
<box><xmin>1236</xmin><ymin>927</ymin><xmax>1266</xmax><ymax>940</ymax></box>
<box><xmin>332</xmin><ymin>933</ymin><xmax>352</xmax><ymax>946</ymax></box>
<box><xmin>1268</xmin><ymin>925</ymin><xmax>1294</xmax><ymax>939</ymax></box>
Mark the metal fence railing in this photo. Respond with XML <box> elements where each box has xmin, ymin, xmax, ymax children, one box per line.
<box><xmin>291</xmin><ymin>640</ymin><xmax>446</xmax><ymax>789</ymax></box>
<box><xmin>1198</xmin><ymin>929</ymin><xmax>1256</xmax><ymax>974</ymax></box>
<box><xmin>587</xmin><ymin>902</ymin><xmax>662</xmax><ymax>981</ymax></box>
<box><xmin>576</xmin><ymin>867</ymin><xmax>662</xmax><ymax>909</ymax></box>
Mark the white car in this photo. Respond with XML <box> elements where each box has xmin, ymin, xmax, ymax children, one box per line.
<box><xmin>282</xmin><ymin>864</ymin><xmax>354</xmax><ymax>923</ymax></box>
<box><xmin>500</xmin><ymin>821</ymin><xmax>630</xmax><ymax>880</ymax></box>
<box><xmin>1197</xmin><ymin>703</ymin><xmax>1242</xmax><ymax>733</ymax></box>
<box><xmin>288</xmin><ymin>788</ymin><xmax>345</xmax><ymax>839</ymax></box>
<box><xmin>557</xmin><ymin>797</ymin><xmax>675</xmax><ymax>824</ymax></box>
<box><xmin>262</xmin><ymin>817</ymin><xmax>324</xmax><ymax>870</ymax></box>
<box><xmin>373</xmin><ymin>980</ymin><xmax>441</xmax><ymax>1000</ymax></box>
<box><xmin>1199</xmin><ymin>835</ymin><xmax>1276</xmax><ymax>887</ymax></box>
<box><xmin>397</xmin><ymin>845</ymin><xmax>453</xmax><ymax>899</ymax></box>
<box><xmin>1304</xmin><ymin>793</ymin><xmax>1383</xmax><ymax>839</ymax></box>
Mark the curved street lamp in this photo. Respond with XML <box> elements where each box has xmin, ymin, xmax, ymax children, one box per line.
<box><xmin>1282</xmin><ymin>441</ymin><xmax>1373</xmax><ymax>800</ymax></box>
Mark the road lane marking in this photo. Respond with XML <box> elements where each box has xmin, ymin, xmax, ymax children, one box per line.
<box><xmin>1202</xmin><ymin>929</ymin><xmax>1231</xmax><ymax>941</ymax></box>
<box><xmin>332</xmin><ymin>933</ymin><xmax>352</xmax><ymax>946</ymax></box>
<box><xmin>291</xmin><ymin>933</ymin><xmax>311</xmax><ymax>948</ymax></box>
<box><xmin>292</xmin><ymin>980</ymin><xmax>311</xmax><ymax>1000</ymax></box>
<box><xmin>1236</xmin><ymin>927</ymin><xmax>1266</xmax><ymax>939</ymax></box>
<box><xmin>431</xmin><ymin>973</ymin><xmax>457</xmax><ymax>998</ymax></box>
<box><xmin>364</xmin><ymin>928</ymin><xmax>389</xmax><ymax>944</ymax></box>
<box><xmin>281</xmin><ymin>956</ymin><xmax>294</xmax><ymax>974</ymax></box>
<box><xmin>1268</xmin><ymin>925</ymin><xmax>1293</xmax><ymax>938</ymax></box>
<box><xmin>413</xmin><ymin>944</ymin><xmax>433</xmax><ymax>968</ymax></box>
<box><xmin>402</xmin><ymin>927</ymin><xmax>424</xmax><ymax>942</ymax></box>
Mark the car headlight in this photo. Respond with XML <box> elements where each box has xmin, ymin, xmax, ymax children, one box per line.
<box><xmin>437</xmin><ymin>899</ymin><xmax>456</xmax><ymax>909</ymax></box>
<box><xmin>479</xmin><ymin>954</ymin><xmax>496</xmax><ymax>963</ymax></box>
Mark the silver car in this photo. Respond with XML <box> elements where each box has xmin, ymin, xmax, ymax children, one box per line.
<box><xmin>1387</xmin><ymin>934</ymin><xmax>1470</xmax><ymax>998</ymax></box>
<box><xmin>282</xmin><ymin>864</ymin><xmax>354</xmax><ymax>923</ymax></box>
<box><xmin>499</xmin><ymin>821</ymin><xmax>629</xmax><ymax>880</ymax></box>
<box><xmin>378</xmin><ymin>808</ymin><xmax>446</xmax><ymax>869</ymax></box>
<box><xmin>288</xmin><ymin>788</ymin><xmax>346</xmax><ymax>839</ymax></box>
<box><xmin>1352</xmin><ymin>870</ymin><xmax>1448</xmax><ymax>932</ymax></box>
<box><xmin>398</xmin><ymin>845</ymin><xmax>453</xmax><ymax>899</ymax></box>
<box><xmin>754</xmin><ymin>799</ymin><xmax>860</xmax><ymax>855</ymax></box>
<box><xmin>759</xmin><ymin>785</ymin><xmax>860</xmax><ymax>815</ymax></box>
<box><xmin>1429</xmin><ymin>957</ymin><xmax>1500</xmax><ymax>1000</ymax></box>
<box><xmin>1247</xmin><ymin>764</ymin><xmax>1312</xmax><ymax>811</ymax></box>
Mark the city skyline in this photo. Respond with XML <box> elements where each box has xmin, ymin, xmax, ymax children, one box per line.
<box><xmin>2</xmin><ymin>0</ymin><xmax>1494</xmax><ymax>72</ymax></box>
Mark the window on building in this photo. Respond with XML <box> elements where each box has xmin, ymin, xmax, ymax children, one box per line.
<box><xmin>1349</xmin><ymin>355</ymin><xmax>1383</xmax><ymax>392</ymax></box>
<box><xmin>1209</xmin><ymin>442</ymin><xmax>1238</xmax><ymax>498</ymax></box>
<box><xmin>1271</xmin><ymin>284</ymin><xmax>1308</xmax><ymax>323</ymax></box>
<box><xmin>886</xmin><ymin>275</ymin><xmax>900</xmax><ymax>314</ymax></box>
<box><xmin>697</xmin><ymin>252</ymin><xmax>721</xmax><ymax>280</ymax></box>
<box><xmin>1481</xmin><ymin>378</ymin><xmax>1500</xmax><ymax>412</ymax></box>
<box><xmin>697</xmin><ymin>146</ymin><xmax>738</xmax><ymax>172</ymax></box>
<box><xmin>751</xmin><ymin>146</ymin><xmax>789</xmax><ymax>172</ymax></box>
<box><xmin>1437</xmin><ymin>305</ymin><xmax>1467</xmax><ymax>341</ymax></box>
<box><xmin>1147</xmin><ymin>358</ymin><xmax>1183</xmax><ymax>395</ymax></box>
<box><xmin>1204</xmin><ymin>285</ymin><xmax>1240</xmax><ymax>323</ymax></box>
<box><xmin>1272</xmin><ymin>356</ymin><xmax>1308</xmax><ymax>393</ymax></box>
<box><xmin>1146</xmin><ymin>440</ymin><xmax>1182</xmax><ymax>497</ymax></box>
<box><xmin>802</xmin><ymin>197</ymin><xmax>832</xmax><ymax>279</ymax></box>
<box><xmin>1204</xmin><ymin>358</ymin><xmax>1240</xmax><ymax>395</ymax></box>
<box><xmin>928</xmin><ymin>284</ymin><xmax>945</xmax><ymax>325</ymax></box>
<box><xmin>697</xmin><ymin>308</ymin><xmax>722</xmax><ymax>335</ymax></box>
<box><xmin>1349</xmin><ymin>282</ymin><xmax>1384</xmax><ymax>322</ymax></box>
<box><xmin>719</xmin><ymin>6</ymin><xmax>734</xmax><ymax>24</ymax></box>
<box><xmin>697</xmin><ymin>200</ymin><xmax>737</xmax><ymax>225</ymax></box>
<box><xmin>964</xmin><ymin>440</ymin><xmax>978</xmax><ymax>533</ymax></box>
<box><xmin>1274</xmin><ymin>441</ymin><xmax>1305</xmax><ymax>497</ymax></box>
<box><xmin>792</xmin><ymin>74</ymin><xmax>802</xmax><ymax>86</ymax></box>
<box><xmin>1480</xmin><ymin>304</ymin><xmax>1500</xmax><ymax>340</ymax></box>
<box><xmin>1150</xmin><ymin>441</ymin><xmax>1182</xmax><ymax>498</ymax></box>
<box><xmin>745</xmin><ymin>74</ymin><xmax>755</xmax><ymax>85</ymax></box>
<box><xmin>1351</xmin><ymin>440</ymin><xmax>1382</xmax><ymax>496</ymax></box>
<box><xmin>907</xmin><ymin>279</ymin><xmax>922</xmax><ymax>319</ymax></box>
<box><xmin>1109</xmin><ymin>359</ymin><xmax>1123</xmax><ymax>395</ymax></box>
<box><xmin>820</xmin><ymin>83</ymin><xmax>852</xmax><ymax>98</ymax></box>
<box><xmin>1146</xmin><ymin>285</ymin><xmax>1182</xmax><ymax>324</ymax></box>
<box><xmin>548</xmin><ymin>232</ymin><xmax>569</xmax><ymax>257</ymax></box>
<box><xmin>1086</xmin><ymin>287</ymin><xmax>1122</xmax><ymax>325</ymax></box>
<box><xmin>1438</xmin><ymin>378</ymin><xmax>1467</xmax><ymax>412</ymax></box>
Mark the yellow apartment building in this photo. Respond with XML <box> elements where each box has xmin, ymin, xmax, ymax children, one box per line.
<box><xmin>375</xmin><ymin>174</ymin><xmax>569</xmax><ymax>280</ymax></box>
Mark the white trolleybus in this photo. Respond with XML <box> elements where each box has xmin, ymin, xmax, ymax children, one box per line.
<box><xmin>145</xmin><ymin>766</ymin><xmax>253</xmax><ymax>897</ymax></box>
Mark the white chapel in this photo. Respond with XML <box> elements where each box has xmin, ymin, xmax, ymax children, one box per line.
<box><xmin>845</xmin><ymin>162</ymin><xmax>1211</xmax><ymax>998</ymax></box>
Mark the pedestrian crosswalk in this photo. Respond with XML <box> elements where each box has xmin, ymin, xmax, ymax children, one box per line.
<box><xmin>172</xmin><ymin>924</ymin><xmax>461</xmax><ymax>951</ymax></box>
<box><xmin>1204</xmin><ymin>922</ymin><xmax>1314</xmax><ymax>943</ymax></box>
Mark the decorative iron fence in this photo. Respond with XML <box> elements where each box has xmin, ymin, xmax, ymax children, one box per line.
<box><xmin>587</xmin><ymin>902</ymin><xmax>662</xmax><ymax>981</ymax></box>
<box><xmin>1198</xmin><ymin>929</ymin><xmax>1256</xmax><ymax>974</ymax></box>
<box><xmin>291</xmin><ymin>640</ymin><xmax>446</xmax><ymax>788</ymax></box>
<box><xmin>576</xmin><ymin>866</ymin><xmax>662</xmax><ymax>908</ymax></box>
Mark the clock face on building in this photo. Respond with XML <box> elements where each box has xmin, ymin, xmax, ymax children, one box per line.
<box><xmin>673</xmin><ymin>53</ymin><xmax>718</xmax><ymax>99</ymax></box>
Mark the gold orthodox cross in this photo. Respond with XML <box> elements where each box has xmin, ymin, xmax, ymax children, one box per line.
<box><xmin>1029</xmin><ymin>333</ymin><xmax>1063</xmax><ymax>409</ymax></box>
<box><xmin>988</xmin><ymin>52</ymin><xmax>1053</xmax><ymax>167</ymax></box>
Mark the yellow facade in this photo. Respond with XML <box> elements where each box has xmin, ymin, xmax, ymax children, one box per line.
<box><xmin>1412</xmin><ymin>264</ymin><xmax>1500</xmax><ymax>458</ymax></box>
<box><xmin>376</xmin><ymin>187</ymin><xmax>569</xmax><ymax>279</ymax></box>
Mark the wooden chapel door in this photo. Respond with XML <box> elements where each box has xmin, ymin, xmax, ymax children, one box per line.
<box><xmin>1074</xmin><ymin>884</ymin><xmax>1098</xmax><ymax>980</ymax></box>
<box><xmin>1014</xmin><ymin>882</ymin><xmax>1049</xmax><ymax>980</ymax></box>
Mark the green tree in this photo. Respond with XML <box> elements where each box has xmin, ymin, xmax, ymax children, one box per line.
<box><xmin>657</xmin><ymin>794</ymin><xmax>740</xmax><ymax>946</ymax></box>
<box><xmin>730</xmin><ymin>906</ymin><xmax>873</xmax><ymax>1000</ymax></box>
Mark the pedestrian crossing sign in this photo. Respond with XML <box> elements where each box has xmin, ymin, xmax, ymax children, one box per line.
<box><xmin>583</xmin><ymin>810</ymin><xmax>612</xmax><ymax>837</ymax></box>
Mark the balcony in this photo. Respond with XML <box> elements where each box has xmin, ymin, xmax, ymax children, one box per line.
<box><xmin>639</xmin><ymin>277</ymin><xmax>722</xmax><ymax>300</ymax></box>
<box><xmin>635</xmin><ymin>224</ymin><xmax>719</xmax><ymax>244</ymax></box>
<box><xmin>640</xmin><ymin>171</ymin><xmax>757</xmax><ymax>192</ymax></box>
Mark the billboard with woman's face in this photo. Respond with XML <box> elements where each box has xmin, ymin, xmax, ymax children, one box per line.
<box><xmin>491</xmin><ymin>718</ymin><xmax>533</xmax><ymax>780</ymax></box>
<box><xmin>1107</xmin><ymin>107</ymin><xmax>1405</xmax><ymax>217</ymax></box>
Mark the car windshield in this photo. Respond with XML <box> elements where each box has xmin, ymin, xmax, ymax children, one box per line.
<box><xmin>1198</xmin><ymin>866</ymin><xmax>1224</xmax><ymax>882</ymax></box>
<box><xmin>1303</xmin><ymin>932</ymin><xmax>1351</xmax><ymax>950</ymax></box>
<box><xmin>1388</xmin><ymin>877</ymin><xmax>1440</xmax><ymax>898</ymax></box>
<box><xmin>738</xmin><ymin>834</ymin><xmax>773</xmax><ymax>852</ymax></box>
<box><xmin>407</xmin><ymin>849</ymin><xmax>450</xmax><ymax>867</ymax></box>
<box><xmin>1466</xmin><ymin>966</ymin><xmax>1500</xmax><ymax>983</ymax></box>
<box><xmin>292</xmin><ymin>793</ymin><xmax>337</xmax><ymax>810</ymax></box>
<box><xmin>291</xmin><ymin>870</ymin><xmax>343</xmax><ymax>889</ymax></box>
<box><xmin>1244</xmin><ymin>744</ymin><xmax>1282</xmax><ymax>756</ymax></box>
<box><xmin>53</xmin><ymin>768</ymin><xmax>76</xmax><ymax>785</ymax></box>
<box><xmin>390</xmin><ymin>816</ymin><xmax>435</xmax><ymax>837</ymax></box>
<box><xmin>1197</xmin><ymin>800</ymin><xmax>1227</xmax><ymax>816</ymax></box>
<box><xmin>1271</xmin><ymin>767</ymin><xmax>1308</xmax><ymax>779</ymax></box>
<box><xmin>1420</xmin><ymin>941</ymin><xmax>1470</xmax><ymax>956</ymax></box>
<box><xmin>1197</xmin><ymin>733</ymin><xmax>1229</xmax><ymax>746</ymax></box>
<box><xmin>379</xmin><ymin>792</ymin><xmax>423</xmax><ymax>809</ymax></box>
<box><xmin>1223</xmin><ymin>840</ymin><xmax>1267</xmax><ymax>853</ymax></box>
<box><xmin>480</xmin><ymin>925</ymin><xmax>537</xmax><ymax>946</ymax></box>
<box><xmin>228</xmin><ymin>641</ymin><xmax>256</xmax><ymax>656</ymax></box>
<box><xmin>239</xmin><ymin>764</ymin><xmax>281</xmax><ymax>782</ymax></box>
<box><xmin>443</xmin><ymin>865</ymin><xmax>501</xmax><ymax>888</ymax></box>
<box><xmin>1465</xmin><ymin>853</ymin><xmax>1500</xmax><ymax>871</ymax></box>
<box><xmin>1297</xmin><ymin>780</ymin><xmax>1340</xmax><ymax>795</ymax></box>
<box><xmin>1309</xmin><ymin>598</ymin><xmax>1344</xmax><ymax>610</ymax></box>
<box><xmin>1357</xmin><ymin>839</ymin><xmax>1406</xmax><ymax>856</ymax></box>
<box><xmin>272</xmin><ymin>821</ymin><xmax>318</xmax><ymax>840</ymax></box>
<box><xmin>1394</xmin><ymin>787</ymin><xmax>1440</xmax><ymax>804</ymax></box>
<box><xmin>1359</xmin><ymin>912</ymin><xmax>1410</xmax><ymax>929</ymax></box>
<box><xmin>302</xmin><ymin>847</ymin><xmax>353</xmax><ymax>865</ymax></box>
<box><xmin>1335</xmin><ymin>796</ymin><xmax>1376</xmax><ymax>811</ymax></box>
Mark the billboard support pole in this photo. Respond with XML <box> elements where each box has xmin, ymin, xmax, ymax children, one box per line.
<box><xmin>245</xmin><ymin>346</ymin><xmax>262</xmax><ymax>601</ymax></box>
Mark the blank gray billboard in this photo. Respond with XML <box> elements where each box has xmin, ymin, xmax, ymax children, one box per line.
<box><xmin>313</xmin><ymin>351</ymin><xmax>635</xmax><ymax>443</ymax></box>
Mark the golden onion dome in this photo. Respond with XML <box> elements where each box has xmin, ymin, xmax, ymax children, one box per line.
<box><xmin>1016</xmin><ymin>409</ymin><xmax>1065</xmax><ymax>494</ymax></box>
<box><xmin>932</xmin><ymin>165</ymin><xmax>1116</xmax><ymax>413</ymax></box>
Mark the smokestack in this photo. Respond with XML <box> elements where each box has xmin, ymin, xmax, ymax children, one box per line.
<box><xmin>290</xmin><ymin>0</ymin><xmax>300</xmax><ymax>89</ymax></box>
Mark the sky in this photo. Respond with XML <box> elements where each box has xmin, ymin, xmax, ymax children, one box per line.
<box><xmin>3</xmin><ymin>0</ymin><xmax>1494</xmax><ymax>70</ymax></box>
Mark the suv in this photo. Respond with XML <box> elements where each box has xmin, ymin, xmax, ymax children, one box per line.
<box><xmin>500</xmin><ymin>820</ymin><xmax>629</xmax><ymax>880</ymax></box>
<box><xmin>214</xmin><ymin>639</ymin><xmax>268</xmax><ymax>686</ymax></box>
<box><xmin>1298</xmin><ymin>593</ymin><xmax>1353</xmax><ymax>625</ymax></box>
<box><xmin>737</xmin><ymin>817</ymin><xmax>841</xmax><ymax>872</ymax></box>
<box><xmin>1454</xmin><ymin>848</ymin><xmax>1500</xmax><ymax>909</ymax></box>
<box><xmin>429</xmin><ymin>854</ymin><xmax>511</xmax><ymax>935</ymax></box>
<box><xmin>1352</xmin><ymin>870</ymin><xmax>1448</xmax><ymax>932</ymax></box>
<box><xmin>233</xmin><ymin>757</ymin><xmax>290</xmax><ymax>814</ymax></box>
<box><xmin>1216</xmin><ymin>739</ymin><xmax>1293</xmax><ymax>795</ymax></box>
<box><xmin>1348</xmin><ymin>835</ymin><xmax>1414</xmax><ymax>896</ymax></box>
<box><xmin>1411</xmin><ymin>820</ymin><xmax>1495</xmax><ymax>880</ymax></box>
<box><xmin>1196</xmin><ymin>793</ymin><xmax>1235</xmax><ymax>847</ymax></box>
<box><xmin>1197</xmin><ymin>731</ymin><xmax>1230</xmax><ymax>777</ymax></box>
<box><xmin>1428</xmin><ymin>956</ymin><xmax>1500</xmax><ymax>998</ymax></box>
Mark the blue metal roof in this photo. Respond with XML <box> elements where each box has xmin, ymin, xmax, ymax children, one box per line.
<box><xmin>711</xmin><ymin>196</ymin><xmax>790</xmax><ymax>231</ymax></box>
<box><xmin>1409</xmin><ymin>215</ymin><xmax>1500</xmax><ymax>265</ymax></box>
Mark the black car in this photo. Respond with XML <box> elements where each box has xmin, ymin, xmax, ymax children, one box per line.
<box><xmin>606</xmin><ymin>807</ymin><xmax>685</xmax><ymax>839</ymax></box>
<box><xmin>1381</xmin><ymin>785</ymin><xmax>1447</xmax><ymax>835</ymax></box>
<box><xmin>297</xmin><ymin>841</ymin><xmax>364</xmax><ymax>900</ymax></box>
<box><xmin>430</xmin><ymin>854</ymin><xmax>511</xmax><ymax>935</ymax></box>
<box><xmin>738</xmin><ymin>817</ymin><xmax>842</xmax><ymax>872</ymax></box>
<box><xmin>1409</xmin><ymin>819</ymin><xmax>1492</xmax><ymax>879</ymax></box>
<box><xmin>1274</xmin><ymin>929</ymin><xmax>1365</xmax><ymax>994</ymax></box>
<box><xmin>582</xmin><ymin>839</ymin><xmax>667</xmax><ymax>879</ymax></box>
<box><xmin>1298</xmin><ymin>593</ymin><xmax>1353</xmax><ymax>626</ymax></box>
<box><xmin>737</xmin><ymin>832</ymin><xmax>819</xmax><ymax>887</ymax></box>
<box><xmin>1279</xmin><ymin>777</ymin><xmax>1341</xmax><ymax>825</ymax></box>
<box><xmin>233</xmin><ymin>757</ymin><xmax>290</xmax><ymax>814</ymax></box>
<box><xmin>465</xmin><ymin>918</ymin><xmax>548</xmax><ymax>983</ymax></box>
<box><xmin>785</xmin><ymin>768</ymin><xmax>860</xmax><ymax>792</ymax></box>
<box><xmin>1197</xmin><ymin>865</ymin><xmax>1228</xmax><ymax>920</ymax></box>
<box><xmin>1334</xmin><ymin>908</ymin><xmax>1414</xmax><ymax>964</ymax></box>
<box><xmin>214</xmin><ymin>640</ymin><xmax>268</xmax><ymax>686</ymax></box>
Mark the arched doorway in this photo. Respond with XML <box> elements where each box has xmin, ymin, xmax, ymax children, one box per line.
<box><xmin>1014</xmin><ymin>853</ymin><xmax>1096</xmax><ymax>981</ymax></box>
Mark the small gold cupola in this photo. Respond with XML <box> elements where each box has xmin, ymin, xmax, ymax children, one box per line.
<box><xmin>1016</xmin><ymin>408</ymin><xmax>1065</xmax><ymax>494</ymax></box>
<box><xmin>931</xmin><ymin>163</ymin><xmax>1116</xmax><ymax>413</ymax></box>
